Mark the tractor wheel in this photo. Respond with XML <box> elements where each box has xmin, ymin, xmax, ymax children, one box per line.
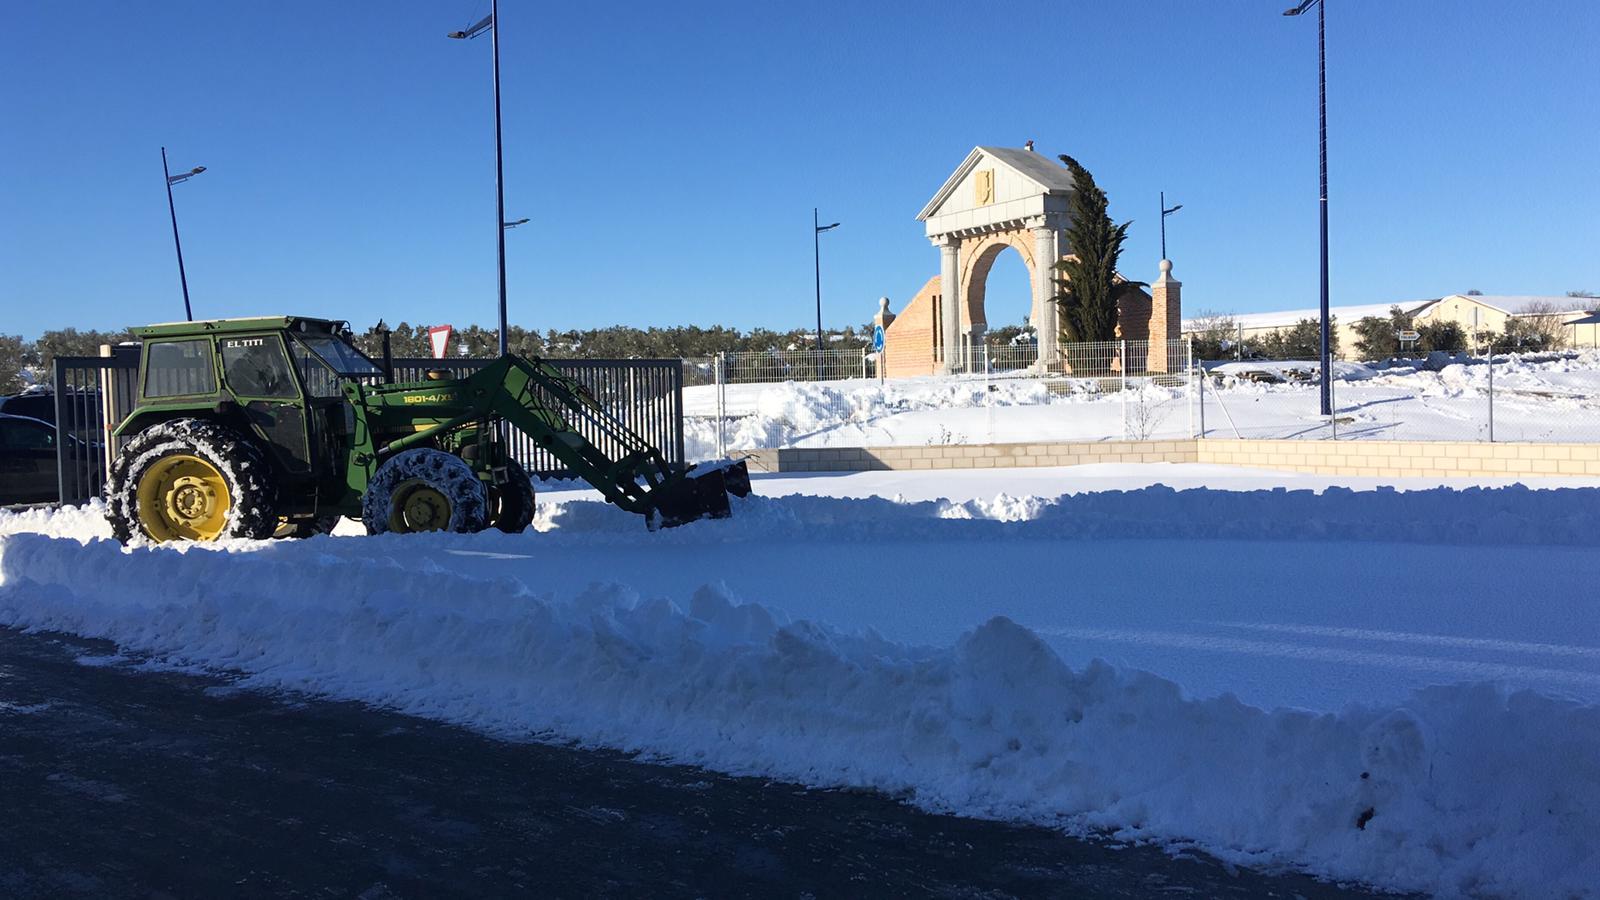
<box><xmin>489</xmin><ymin>459</ymin><xmax>536</xmax><ymax>533</ymax></box>
<box><xmin>106</xmin><ymin>418</ymin><xmax>278</xmax><ymax>544</ymax></box>
<box><xmin>273</xmin><ymin>515</ymin><xmax>341</xmax><ymax>539</ymax></box>
<box><xmin>362</xmin><ymin>448</ymin><xmax>488</xmax><ymax>536</ymax></box>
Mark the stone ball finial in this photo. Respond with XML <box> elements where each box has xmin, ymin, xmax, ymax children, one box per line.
<box><xmin>1160</xmin><ymin>259</ymin><xmax>1173</xmax><ymax>275</ymax></box>
<box><xmin>878</xmin><ymin>296</ymin><xmax>890</xmax><ymax>313</ymax></box>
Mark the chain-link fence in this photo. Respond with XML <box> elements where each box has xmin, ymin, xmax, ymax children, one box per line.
<box><xmin>685</xmin><ymin>340</ymin><xmax>1196</xmax><ymax>460</ymax></box>
<box><xmin>1195</xmin><ymin>349</ymin><xmax>1600</xmax><ymax>443</ymax></box>
<box><xmin>683</xmin><ymin>340</ymin><xmax>1600</xmax><ymax>461</ymax></box>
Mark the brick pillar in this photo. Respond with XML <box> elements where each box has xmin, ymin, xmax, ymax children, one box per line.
<box><xmin>1148</xmin><ymin>259</ymin><xmax>1182</xmax><ymax>373</ymax></box>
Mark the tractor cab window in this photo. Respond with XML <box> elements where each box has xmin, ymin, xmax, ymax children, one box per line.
<box><xmin>287</xmin><ymin>339</ymin><xmax>343</xmax><ymax>398</ymax></box>
<box><xmin>144</xmin><ymin>340</ymin><xmax>218</xmax><ymax>398</ymax></box>
<box><xmin>221</xmin><ymin>336</ymin><xmax>297</xmax><ymax>398</ymax></box>
<box><xmin>297</xmin><ymin>334</ymin><xmax>382</xmax><ymax>376</ymax></box>
<box><xmin>289</xmin><ymin>334</ymin><xmax>382</xmax><ymax>399</ymax></box>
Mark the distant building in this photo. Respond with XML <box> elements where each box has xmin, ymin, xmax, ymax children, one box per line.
<box><xmin>1184</xmin><ymin>294</ymin><xmax>1600</xmax><ymax>358</ymax></box>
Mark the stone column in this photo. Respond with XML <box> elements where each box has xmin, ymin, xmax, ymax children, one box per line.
<box><xmin>872</xmin><ymin>296</ymin><xmax>896</xmax><ymax>330</ymax></box>
<box><xmin>1031</xmin><ymin>224</ymin><xmax>1060</xmax><ymax>367</ymax></box>
<box><xmin>937</xmin><ymin>237</ymin><xmax>961</xmax><ymax>374</ymax></box>
<box><xmin>1148</xmin><ymin>259</ymin><xmax>1182</xmax><ymax>373</ymax></box>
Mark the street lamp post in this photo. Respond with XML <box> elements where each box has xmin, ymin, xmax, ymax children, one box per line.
<box><xmin>449</xmin><ymin>0</ymin><xmax>510</xmax><ymax>357</ymax></box>
<box><xmin>813</xmin><ymin>209</ymin><xmax>840</xmax><ymax>352</ymax></box>
<box><xmin>1160</xmin><ymin>192</ymin><xmax>1183</xmax><ymax>261</ymax></box>
<box><xmin>161</xmin><ymin>148</ymin><xmax>205</xmax><ymax>321</ymax></box>
<box><xmin>1284</xmin><ymin>0</ymin><xmax>1332</xmax><ymax>416</ymax></box>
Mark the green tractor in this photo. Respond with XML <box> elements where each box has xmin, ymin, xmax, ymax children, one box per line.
<box><xmin>104</xmin><ymin>316</ymin><xmax>748</xmax><ymax>543</ymax></box>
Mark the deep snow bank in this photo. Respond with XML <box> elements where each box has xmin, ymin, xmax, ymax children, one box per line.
<box><xmin>1</xmin><ymin>522</ymin><xmax>1597</xmax><ymax>897</ymax></box>
<box><xmin>26</xmin><ymin>484</ymin><xmax>1600</xmax><ymax>549</ymax></box>
<box><xmin>529</xmin><ymin>483</ymin><xmax>1600</xmax><ymax>550</ymax></box>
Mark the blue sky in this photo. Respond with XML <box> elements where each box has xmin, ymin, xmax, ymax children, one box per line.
<box><xmin>2</xmin><ymin>1</ymin><xmax>1596</xmax><ymax>339</ymax></box>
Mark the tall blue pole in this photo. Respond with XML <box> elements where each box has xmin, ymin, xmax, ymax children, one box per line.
<box><xmin>491</xmin><ymin>0</ymin><xmax>508</xmax><ymax>357</ymax></box>
<box><xmin>162</xmin><ymin>147</ymin><xmax>194</xmax><ymax>322</ymax></box>
<box><xmin>814</xmin><ymin>208</ymin><xmax>823</xmax><ymax>352</ymax></box>
<box><xmin>1316</xmin><ymin>0</ymin><xmax>1331</xmax><ymax>416</ymax></box>
<box><xmin>1160</xmin><ymin>191</ymin><xmax>1168</xmax><ymax>260</ymax></box>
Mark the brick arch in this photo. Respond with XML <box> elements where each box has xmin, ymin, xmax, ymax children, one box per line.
<box><xmin>956</xmin><ymin>228</ymin><xmax>1038</xmax><ymax>331</ymax></box>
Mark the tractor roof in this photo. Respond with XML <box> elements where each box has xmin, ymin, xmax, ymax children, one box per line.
<box><xmin>135</xmin><ymin>316</ymin><xmax>346</xmax><ymax>340</ymax></box>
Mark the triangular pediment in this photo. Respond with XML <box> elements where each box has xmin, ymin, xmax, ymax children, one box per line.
<box><xmin>917</xmin><ymin>146</ymin><xmax>1077</xmax><ymax>222</ymax></box>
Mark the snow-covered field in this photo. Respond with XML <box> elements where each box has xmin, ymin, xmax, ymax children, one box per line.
<box><xmin>2</xmin><ymin>469</ymin><xmax>1597</xmax><ymax>898</ymax></box>
<box><xmin>683</xmin><ymin>350</ymin><xmax>1600</xmax><ymax>458</ymax></box>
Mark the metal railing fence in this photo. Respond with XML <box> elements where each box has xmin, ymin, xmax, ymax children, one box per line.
<box><xmin>48</xmin><ymin>353</ymin><xmax>684</xmax><ymax>506</ymax></box>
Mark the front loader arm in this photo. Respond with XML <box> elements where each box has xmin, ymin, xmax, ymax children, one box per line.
<box><xmin>365</xmin><ymin>353</ymin><xmax>746</xmax><ymax>528</ymax></box>
<box><xmin>476</xmin><ymin>355</ymin><xmax>677</xmax><ymax>514</ymax></box>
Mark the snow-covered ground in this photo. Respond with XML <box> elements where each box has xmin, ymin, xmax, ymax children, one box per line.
<box><xmin>2</xmin><ymin>469</ymin><xmax>1597</xmax><ymax>898</ymax></box>
<box><xmin>683</xmin><ymin>350</ymin><xmax>1600</xmax><ymax>458</ymax></box>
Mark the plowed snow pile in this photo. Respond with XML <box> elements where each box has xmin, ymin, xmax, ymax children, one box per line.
<box><xmin>3</xmin><ymin>487</ymin><xmax>1598</xmax><ymax>898</ymax></box>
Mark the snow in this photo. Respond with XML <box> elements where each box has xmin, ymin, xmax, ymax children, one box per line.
<box><xmin>683</xmin><ymin>350</ymin><xmax>1600</xmax><ymax>457</ymax></box>
<box><xmin>1</xmin><ymin>473</ymin><xmax>1598</xmax><ymax>898</ymax></box>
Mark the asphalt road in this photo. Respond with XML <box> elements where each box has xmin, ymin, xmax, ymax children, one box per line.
<box><xmin>0</xmin><ymin>626</ymin><xmax>1398</xmax><ymax>899</ymax></box>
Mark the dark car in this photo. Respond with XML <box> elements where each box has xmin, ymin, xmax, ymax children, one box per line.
<box><xmin>0</xmin><ymin>413</ymin><xmax>104</xmax><ymax>506</ymax></box>
<box><xmin>0</xmin><ymin>391</ymin><xmax>56</xmax><ymax>424</ymax></box>
<box><xmin>0</xmin><ymin>413</ymin><xmax>63</xmax><ymax>505</ymax></box>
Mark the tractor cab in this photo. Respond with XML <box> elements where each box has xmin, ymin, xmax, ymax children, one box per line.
<box><xmin>117</xmin><ymin>317</ymin><xmax>383</xmax><ymax>521</ymax></box>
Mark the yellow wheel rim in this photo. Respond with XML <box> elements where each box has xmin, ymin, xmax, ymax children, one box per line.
<box><xmin>135</xmin><ymin>454</ymin><xmax>231</xmax><ymax>543</ymax></box>
<box><xmin>389</xmin><ymin>479</ymin><xmax>453</xmax><ymax>533</ymax></box>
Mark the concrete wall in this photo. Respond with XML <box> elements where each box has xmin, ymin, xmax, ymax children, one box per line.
<box><xmin>745</xmin><ymin>438</ymin><xmax>1600</xmax><ymax>479</ymax></box>
<box><xmin>1196</xmin><ymin>438</ymin><xmax>1600</xmax><ymax>478</ymax></box>
<box><xmin>745</xmin><ymin>441</ymin><xmax>1197</xmax><ymax>473</ymax></box>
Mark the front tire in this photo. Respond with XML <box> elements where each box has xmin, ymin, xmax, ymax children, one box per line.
<box><xmin>106</xmin><ymin>418</ymin><xmax>278</xmax><ymax>544</ymax></box>
<box><xmin>489</xmin><ymin>459</ymin><xmax>535</xmax><ymax>534</ymax></box>
<box><xmin>362</xmin><ymin>448</ymin><xmax>488</xmax><ymax>536</ymax></box>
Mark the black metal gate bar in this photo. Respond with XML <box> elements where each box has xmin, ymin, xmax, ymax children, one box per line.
<box><xmin>51</xmin><ymin>353</ymin><xmax>685</xmax><ymax>505</ymax></box>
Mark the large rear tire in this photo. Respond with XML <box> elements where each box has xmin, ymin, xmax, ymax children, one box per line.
<box><xmin>106</xmin><ymin>418</ymin><xmax>278</xmax><ymax>544</ymax></box>
<box><xmin>362</xmin><ymin>448</ymin><xmax>488</xmax><ymax>536</ymax></box>
<box><xmin>489</xmin><ymin>459</ymin><xmax>535</xmax><ymax>534</ymax></box>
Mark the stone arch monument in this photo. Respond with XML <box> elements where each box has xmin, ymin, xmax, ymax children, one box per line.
<box><xmin>882</xmin><ymin>146</ymin><xmax>1180</xmax><ymax>377</ymax></box>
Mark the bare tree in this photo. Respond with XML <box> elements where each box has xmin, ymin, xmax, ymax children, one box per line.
<box><xmin>1188</xmin><ymin>310</ymin><xmax>1240</xmax><ymax>360</ymax></box>
<box><xmin>1512</xmin><ymin>300</ymin><xmax>1573</xmax><ymax>351</ymax></box>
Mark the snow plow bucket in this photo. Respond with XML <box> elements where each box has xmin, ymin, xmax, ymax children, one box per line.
<box><xmin>648</xmin><ymin>460</ymin><xmax>750</xmax><ymax>529</ymax></box>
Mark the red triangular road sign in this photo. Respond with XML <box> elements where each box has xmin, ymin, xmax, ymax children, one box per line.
<box><xmin>428</xmin><ymin>325</ymin><xmax>453</xmax><ymax>359</ymax></box>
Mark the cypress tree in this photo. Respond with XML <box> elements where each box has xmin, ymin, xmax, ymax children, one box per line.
<box><xmin>1052</xmin><ymin>156</ymin><xmax>1144</xmax><ymax>344</ymax></box>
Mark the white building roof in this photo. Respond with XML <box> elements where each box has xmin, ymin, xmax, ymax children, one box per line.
<box><xmin>1183</xmin><ymin>295</ymin><xmax>1597</xmax><ymax>332</ymax></box>
<box><xmin>1184</xmin><ymin>300</ymin><xmax>1435</xmax><ymax>331</ymax></box>
<box><xmin>1448</xmin><ymin>295</ymin><xmax>1597</xmax><ymax>315</ymax></box>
